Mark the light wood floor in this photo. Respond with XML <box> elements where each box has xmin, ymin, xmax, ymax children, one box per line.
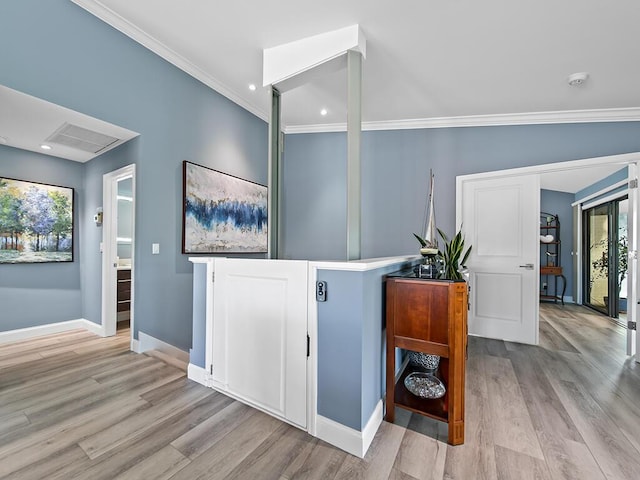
<box><xmin>1</xmin><ymin>304</ymin><xmax>640</xmax><ymax>479</ymax></box>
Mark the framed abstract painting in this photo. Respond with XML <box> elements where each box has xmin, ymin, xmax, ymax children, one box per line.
<box><xmin>0</xmin><ymin>176</ymin><xmax>74</xmax><ymax>263</ymax></box>
<box><xmin>182</xmin><ymin>161</ymin><xmax>268</xmax><ymax>254</ymax></box>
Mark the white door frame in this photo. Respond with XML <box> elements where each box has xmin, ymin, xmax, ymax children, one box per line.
<box><xmin>102</xmin><ymin>164</ymin><xmax>136</xmax><ymax>347</ymax></box>
<box><xmin>572</xmin><ymin>177</ymin><xmax>629</xmax><ymax>305</ymax></box>
<box><xmin>456</xmin><ymin>152</ymin><xmax>640</xmax><ymax>357</ymax></box>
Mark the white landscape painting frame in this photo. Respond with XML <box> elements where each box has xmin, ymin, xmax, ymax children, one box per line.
<box><xmin>182</xmin><ymin>161</ymin><xmax>268</xmax><ymax>254</ymax></box>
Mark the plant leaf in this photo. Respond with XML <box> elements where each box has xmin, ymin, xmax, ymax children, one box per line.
<box><xmin>461</xmin><ymin>245</ymin><xmax>472</xmax><ymax>267</ymax></box>
<box><xmin>437</xmin><ymin>228</ymin><xmax>450</xmax><ymax>245</ymax></box>
<box><xmin>413</xmin><ymin>233</ymin><xmax>428</xmax><ymax>247</ymax></box>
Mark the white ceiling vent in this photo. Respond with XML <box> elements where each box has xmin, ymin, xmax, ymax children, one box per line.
<box><xmin>46</xmin><ymin>123</ymin><xmax>120</xmax><ymax>154</ymax></box>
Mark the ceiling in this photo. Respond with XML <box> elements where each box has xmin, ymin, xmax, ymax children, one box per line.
<box><xmin>0</xmin><ymin>85</ymin><xmax>138</xmax><ymax>162</ymax></box>
<box><xmin>539</xmin><ymin>164</ymin><xmax>625</xmax><ymax>194</ymax></box>
<box><xmin>1</xmin><ymin>1</ymin><xmax>635</xmax><ymax>188</ymax></box>
<box><xmin>71</xmin><ymin>0</ymin><xmax>640</xmax><ymax>132</ymax></box>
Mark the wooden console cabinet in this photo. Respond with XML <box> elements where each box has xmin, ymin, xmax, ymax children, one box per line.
<box><xmin>385</xmin><ymin>273</ymin><xmax>467</xmax><ymax>445</ymax></box>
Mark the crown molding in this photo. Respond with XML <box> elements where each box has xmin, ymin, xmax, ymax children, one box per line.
<box><xmin>283</xmin><ymin>107</ymin><xmax>640</xmax><ymax>134</ymax></box>
<box><xmin>66</xmin><ymin>3</ymin><xmax>640</xmax><ymax>134</ymax></box>
<box><xmin>71</xmin><ymin>0</ymin><xmax>268</xmax><ymax>122</ymax></box>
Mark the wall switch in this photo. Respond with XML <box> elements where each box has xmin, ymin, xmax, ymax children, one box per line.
<box><xmin>316</xmin><ymin>281</ymin><xmax>327</xmax><ymax>302</ymax></box>
<box><xmin>152</xmin><ymin>243</ymin><xmax>160</xmax><ymax>254</ymax></box>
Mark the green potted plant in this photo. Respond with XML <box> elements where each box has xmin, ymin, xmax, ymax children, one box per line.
<box><xmin>591</xmin><ymin>233</ymin><xmax>628</xmax><ymax>311</ymax></box>
<box><xmin>414</xmin><ymin>227</ymin><xmax>472</xmax><ymax>280</ymax></box>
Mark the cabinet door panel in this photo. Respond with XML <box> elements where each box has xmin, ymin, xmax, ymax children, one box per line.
<box><xmin>392</xmin><ymin>281</ymin><xmax>449</xmax><ymax>344</ymax></box>
<box><xmin>212</xmin><ymin>258</ymin><xmax>308</xmax><ymax>428</ymax></box>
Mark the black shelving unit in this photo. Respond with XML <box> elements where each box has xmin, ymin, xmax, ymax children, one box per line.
<box><xmin>540</xmin><ymin>212</ymin><xmax>566</xmax><ymax>304</ymax></box>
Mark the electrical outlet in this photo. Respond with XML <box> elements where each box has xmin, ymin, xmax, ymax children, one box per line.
<box><xmin>542</xmin><ymin>282</ymin><xmax>547</xmax><ymax>289</ymax></box>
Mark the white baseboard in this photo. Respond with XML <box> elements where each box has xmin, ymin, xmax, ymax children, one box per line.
<box><xmin>138</xmin><ymin>331</ymin><xmax>189</xmax><ymax>363</ymax></box>
<box><xmin>0</xmin><ymin>318</ymin><xmax>105</xmax><ymax>345</ymax></box>
<box><xmin>361</xmin><ymin>400</ymin><xmax>384</xmax><ymax>456</ymax></box>
<box><xmin>83</xmin><ymin>319</ymin><xmax>106</xmax><ymax>337</ymax></box>
<box><xmin>188</xmin><ymin>363</ymin><xmax>208</xmax><ymax>386</ymax></box>
<box><xmin>131</xmin><ymin>338</ymin><xmax>141</xmax><ymax>353</ymax></box>
<box><xmin>315</xmin><ymin>400</ymin><xmax>383</xmax><ymax>458</ymax></box>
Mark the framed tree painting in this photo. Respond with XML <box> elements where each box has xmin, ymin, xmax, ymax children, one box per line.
<box><xmin>0</xmin><ymin>177</ymin><xmax>74</xmax><ymax>263</ymax></box>
<box><xmin>182</xmin><ymin>161</ymin><xmax>268</xmax><ymax>253</ymax></box>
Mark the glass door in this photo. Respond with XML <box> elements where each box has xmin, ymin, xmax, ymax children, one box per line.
<box><xmin>584</xmin><ymin>198</ymin><xmax>627</xmax><ymax>321</ymax></box>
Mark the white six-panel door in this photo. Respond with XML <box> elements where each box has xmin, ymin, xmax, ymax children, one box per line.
<box><xmin>212</xmin><ymin>258</ymin><xmax>308</xmax><ymax>428</ymax></box>
<box><xmin>459</xmin><ymin>174</ymin><xmax>540</xmax><ymax>344</ymax></box>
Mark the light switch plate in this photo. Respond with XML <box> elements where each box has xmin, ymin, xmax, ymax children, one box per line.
<box><xmin>152</xmin><ymin>243</ymin><xmax>160</xmax><ymax>254</ymax></box>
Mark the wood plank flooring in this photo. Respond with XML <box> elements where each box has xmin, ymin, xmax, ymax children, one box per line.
<box><xmin>1</xmin><ymin>303</ymin><xmax>639</xmax><ymax>479</ymax></box>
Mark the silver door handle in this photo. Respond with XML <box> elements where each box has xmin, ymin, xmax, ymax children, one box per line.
<box><xmin>519</xmin><ymin>264</ymin><xmax>534</xmax><ymax>270</ymax></box>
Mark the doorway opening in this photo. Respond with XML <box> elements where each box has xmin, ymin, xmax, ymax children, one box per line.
<box><xmin>457</xmin><ymin>152</ymin><xmax>639</xmax><ymax>357</ymax></box>
<box><xmin>116</xmin><ymin>176</ymin><xmax>134</xmax><ymax>331</ymax></box>
<box><xmin>583</xmin><ymin>197</ymin><xmax>628</xmax><ymax>326</ymax></box>
<box><xmin>102</xmin><ymin>164</ymin><xmax>136</xmax><ymax>347</ymax></box>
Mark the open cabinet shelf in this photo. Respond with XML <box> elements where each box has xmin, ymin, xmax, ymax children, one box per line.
<box><xmin>385</xmin><ymin>272</ymin><xmax>467</xmax><ymax>445</ymax></box>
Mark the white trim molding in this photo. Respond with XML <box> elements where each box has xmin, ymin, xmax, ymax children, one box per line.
<box><xmin>70</xmin><ymin>0</ymin><xmax>268</xmax><ymax>122</ymax></box>
<box><xmin>315</xmin><ymin>400</ymin><xmax>383</xmax><ymax>458</ymax></box>
<box><xmin>310</xmin><ymin>255</ymin><xmax>419</xmax><ymax>272</ymax></box>
<box><xmin>284</xmin><ymin>107</ymin><xmax>640</xmax><ymax>134</ymax></box>
<box><xmin>66</xmin><ymin>3</ymin><xmax>640</xmax><ymax>135</ymax></box>
<box><xmin>187</xmin><ymin>363</ymin><xmax>209</xmax><ymax>386</ymax></box>
<box><xmin>0</xmin><ymin>318</ymin><xmax>105</xmax><ymax>345</ymax></box>
<box><xmin>137</xmin><ymin>331</ymin><xmax>189</xmax><ymax>363</ymax></box>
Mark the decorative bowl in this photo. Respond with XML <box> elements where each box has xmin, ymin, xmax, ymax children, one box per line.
<box><xmin>408</xmin><ymin>351</ymin><xmax>440</xmax><ymax>371</ymax></box>
<box><xmin>404</xmin><ymin>372</ymin><xmax>446</xmax><ymax>399</ymax></box>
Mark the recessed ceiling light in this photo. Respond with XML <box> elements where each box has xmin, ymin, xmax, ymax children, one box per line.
<box><xmin>320</xmin><ymin>108</ymin><xmax>328</xmax><ymax>116</ymax></box>
<box><xmin>248</xmin><ymin>84</ymin><xmax>257</xmax><ymax>91</ymax></box>
<box><xmin>568</xmin><ymin>72</ymin><xmax>589</xmax><ymax>87</ymax></box>
<box><xmin>0</xmin><ymin>136</ymin><xmax>7</xmax><ymax>144</ymax></box>
<box><xmin>40</xmin><ymin>144</ymin><xmax>52</xmax><ymax>150</ymax></box>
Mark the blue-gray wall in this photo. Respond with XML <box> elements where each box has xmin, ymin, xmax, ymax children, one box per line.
<box><xmin>282</xmin><ymin>133</ymin><xmax>347</xmax><ymax>260</ymax></box>
<box><xmin>283</xmin><ymin>123</ymin><xmax>640</xmax><ymax>260</ymax></box>
<box><xmin>82</xmin><ymin>141</ymin><xmax>139</xmax><ymax>327</ymax></box>
<box><xmin>316</xmin><ymin>260</ymin><xmax>416</xmax><ymax>430</ymax></box>
<box><xmin>0</xmin><ymin>1</ymin><xmax>267</xmax><ymax>350</ymax></box>
<box><xmin>540</xmin><ymin>189</ymin><xmax>574</xmax><ymax>299</ymax></box>
<box><xmin>575</xmin><ymin>167</ymin><xmax>628</xmax><ymax>201</ymax></box>
<box><xmin>0</xmin><ymin>145</ymin><xmax>84</xmax><ymax>330</ymax></box>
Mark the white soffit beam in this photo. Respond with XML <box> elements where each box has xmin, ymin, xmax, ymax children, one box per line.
<box><xmin>263</xmin><ymin>24</ymin><xmax>366</xmax><ymax>89</ymax></box>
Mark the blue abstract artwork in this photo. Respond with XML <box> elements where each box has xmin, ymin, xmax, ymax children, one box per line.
<box><xmin>182</xmin><ymin>162</ymin><xmax>267</xmax><ymax>253</ymax></box>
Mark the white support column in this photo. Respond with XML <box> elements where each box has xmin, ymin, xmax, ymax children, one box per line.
<box><xmin>347</xmin><ymin>50</ymin><xmax>362</xmax><ymax>261</ymax></box>
<box><xmin>263</xmin><ymin>26</ymin><xmax>366</xmax><ymax>261</ymax></box>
